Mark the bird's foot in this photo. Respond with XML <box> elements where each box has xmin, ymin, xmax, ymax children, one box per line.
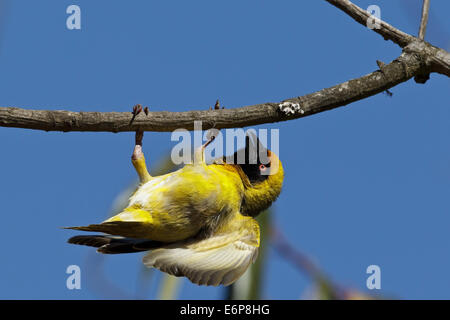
<box><xmin>130</xmin><ymin>104</ymin><xmax>143</xmax><ymax>125</ymax></box>
<box><xmin>129</xmin><ymin>104</ymin><xmax>149</xmax><ymax>126</ymax></box>
<box><xmin>193</xmin><ymin>132</ymin><xmax>217</xmax><ymax>165</ymax></box>
<box><xmin>132</xmin><ymin>127</ymin><xmax>151</xmax><ymax>183</ymax></box>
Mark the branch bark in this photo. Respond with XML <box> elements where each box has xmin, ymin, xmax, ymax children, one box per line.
<box><xmin>0</xmin><ymin>50</ymin><xmax>428</xmax><ymax>132</ymax></box>
<box><xmin>327</xmin><ymin>0</ymin><xmax>449</xmax><ymax>78</ymax></box>
<box><xmin>0</xmin><ymin>0</ymin><xmax>448</xmax><ymax>133</ymax></box>
<box><xmin>325</xmin><ymin>0</ymin><xmax>415</xmax><ymax>47</ymax></box>
<box><xmin>418</xmin><ymin>0</ymin><xmax>430</xmax><ymax>40</ymax></box>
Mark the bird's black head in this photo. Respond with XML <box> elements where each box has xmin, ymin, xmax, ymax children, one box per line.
<box><xmin>224</xmin><ymin>132</ymin><xmax>284</xmax><ymax>217</ymax></box>
<box><xmin>227</xmin><ymin>132</ymin><xmax>272</xmax><ymax>185</ymax></box>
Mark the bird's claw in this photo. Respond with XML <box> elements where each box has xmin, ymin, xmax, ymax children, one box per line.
<box><xmin>130</xmin><ymin>104</ymin><xmax>143</xmax><ymax>125</ymax></box>
<box><xmin>130</xmin><ymin>104</ymin><xmax>149</xmax><ymax>125</ymax></box>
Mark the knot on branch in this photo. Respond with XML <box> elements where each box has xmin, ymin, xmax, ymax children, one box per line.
<box><xmin>403</xmin><ymin>39</ymin><xmax>435</xmax><ymax>84</ymax></box>
<box><xmin>397</xmin><ymin>41</ymin><xmax>433</xmax><ymax>84</ymax></box>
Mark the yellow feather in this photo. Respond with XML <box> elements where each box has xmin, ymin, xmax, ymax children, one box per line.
<box><xmin>67</xmin><ymin>136</ymin><xmax>284</xmax><ymax>286</ymax></box>
<box><xmin>92</xmin><ymin>163</ymin><xmax>245</xmax><ymax>242</ymax></box>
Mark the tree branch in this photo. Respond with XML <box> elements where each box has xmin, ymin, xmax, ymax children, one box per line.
<box><xmin>325</xmin><ymin>0</ymin><xmax>415</xmax><ymax>47</ymax></box>
<box><xmin>0</xmin><ymin>50</ymin><xmax>428</xmax><ymax>133</ymax></box>
<box><xmin>418</xmin><ymin>0</ymin><xmax>430</xmax><ymax>40</ymax></box>
<box><xmin>0</xmin><ymin>0</ymin><xmax>448</xmax><ymax>133</ymax></box>
<box><xmin>325</xmin><ymin>0</ymin><xmax>449</xmax><ymax>78</ymax></box>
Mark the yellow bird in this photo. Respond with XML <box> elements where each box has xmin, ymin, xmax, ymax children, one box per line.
<box><xmin>66</xmin><ymin>130</ymin><xmax>284</xmax><ymax>286</ymax></box>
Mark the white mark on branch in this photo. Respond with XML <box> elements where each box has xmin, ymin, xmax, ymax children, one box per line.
<box><xmin>339</xmin><ymin>82</ymin><xmax>350</xmax><ymax>92</ymax></box>
<box><xmin>278</xmin><ymin>102</ymin><xmax>304</xmax><ymax>116</ymax></box>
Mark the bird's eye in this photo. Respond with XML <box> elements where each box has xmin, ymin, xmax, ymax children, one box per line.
<box><xmin>259</xmin><ymin>164</ymin><xmax>266</xmax><ymax>171</ymax></box>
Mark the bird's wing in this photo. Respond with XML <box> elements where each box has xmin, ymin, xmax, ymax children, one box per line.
<box><xmin>142</xmin><ymin>213</ymin><xmax>260</xmax><ymax>286</ymax></box>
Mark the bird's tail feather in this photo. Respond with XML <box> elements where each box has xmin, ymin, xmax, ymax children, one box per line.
<box><xmin>64</xmin><ymin>221</ymin><xmax>153</xmax><ymax>239</ymax></box>
<box><xmin>68</xmin><ymin>235</ymin><xmax>164</xmax><ymax>254</ymax></box>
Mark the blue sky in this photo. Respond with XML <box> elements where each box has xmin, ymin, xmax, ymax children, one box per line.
<box><xmin>0</xmin><ymin>0</ymin><xmax>449</xmax><ymax>299</ymax></box>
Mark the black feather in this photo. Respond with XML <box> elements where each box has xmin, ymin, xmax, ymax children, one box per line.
<box><xmin>228</xmin><ymin>133</ymin><xmax>270</xmax><ymax>184</ymax></box>
<box><xmin>68</xmin><ymin>235</ymin><xmax>164</xmax><ymax>254</ymax></box>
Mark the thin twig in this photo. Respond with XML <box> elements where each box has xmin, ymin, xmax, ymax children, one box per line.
<box><xmin>326</xmin><ymin>0</ymin><xmax>449</xmax><ymax>79</ymax></box>
<box><xmin>270</xmin><ymin>227</ymin><xmax>346</xmax><ymax>299</ymax></box>
<box><xmin>271</xmin><ymin>227</ymin><xmax>323</xmax><ymax>279</ymax></box>
<box><xmin>325</xmin><ymin>0</ymin><xmax>415</xmax><ymax>47</ymax></box>
<box><xmin>418</xmin><ymin>0</ymin><xmax>430</xmax><ymax>40</ymax></box>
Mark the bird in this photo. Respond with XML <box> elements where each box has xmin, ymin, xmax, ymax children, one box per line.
<box><xmin>66</xmin><ymin>130</ymin><xmax>284</xmax><ymax>286</ymax></box>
